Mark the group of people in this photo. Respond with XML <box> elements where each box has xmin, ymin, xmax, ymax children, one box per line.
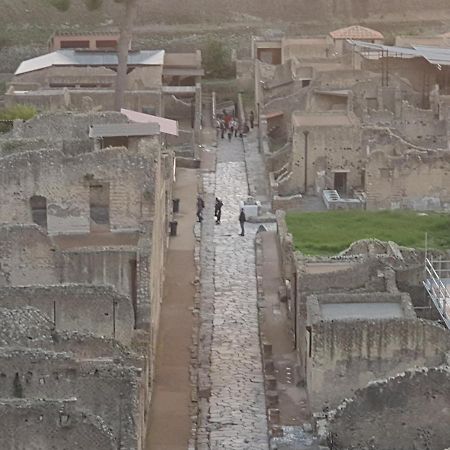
<box><xmin>216</xmin><ymin>109</ymin><xmax>255</xmax><ymax>142</ymax></box>
<box><xmin>196</xmin><ymin>196</ymin><xmax>247</xmax><ymax>236</ymax></box>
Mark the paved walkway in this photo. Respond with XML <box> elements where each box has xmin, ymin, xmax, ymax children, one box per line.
<box><xmin>146</xmin><ymin>168</ymin><xmax>197</xmax><ymax>450</ymax></box>
<box><xmin>198</xmin><ymin>135</ymin><xmax>269</xmax><ymax>449</ymax></box>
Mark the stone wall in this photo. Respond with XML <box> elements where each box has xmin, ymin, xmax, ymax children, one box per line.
<box><xmin>291</xmin><ymin>114</ymin><xmax>363</xmax><ymax>195</ymax></box>
<box><xmin>295</xmin><ymin>257</ymin><xmax>388</xmax><ymax>380</ymax></box>
<box><xmin>0</xmin><ymin>141</ymin><xmax>158</xmax><ymax>234</ymax></box>
<box><xmin>308</xmin><ymin>319</ymin><xmax>450</xmax><ymax>411</ymax></box>
<box><xmin>0</xmin><ymin>399</ymin><xmax>116</xmax><ymax>450</ymax></box>
<box><xmin>326</xmin><ymin>366</ymin><xmax>450</xmax><ymax>450</ymax></box>
<box><xmin>275</xmin><ymin>211</ymin><xmax>297</xmax><ymax>317</ymax></box>
<box><xmin>366</xmin><ymin>148</ymin><xmax>450</xmax><ymax>210</ymax></box>
<box><xmin>0</xmin><ymin>225</ymin><xmax>60</xmax><ymax>286</ymax></box>
<box><xmin>0</xmin><ymin>349</ymin><xmax>143</xmax><ymax>449</ymax></box>
<box><xmin>0</xmin><ymin>285</ymin><xmax>134</xmax><ymax>345</ymax></box>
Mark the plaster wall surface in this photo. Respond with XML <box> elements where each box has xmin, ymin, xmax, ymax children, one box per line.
<box><xmin>307</xmin><ymin>319</ymin><xmax>450</xmax><ymax>411</ymax></box>
<box><xmin>291</xmin><ymin>113</ymin><xmax>363</xmax><ymax>194</ymax></box>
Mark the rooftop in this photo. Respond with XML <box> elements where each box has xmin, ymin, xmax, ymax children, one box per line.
<box><xmin>89</xmin><ymin>122</ymin><xmax>160</xmax><ymax>138</ymax></box>
<box><xmin>15</xmin><ymin>49</ymin><xmax>165</xmax><ymax>75</ymax></box>
<box><xmin>330</xmin><ymin>25</ymin><xmax>384</xmax><ymax>40</ymax></box>
<box><xmin>320</xmin><ymin>302</ymin><xmax>405</xmax><ymax>320</ymax></box>
<box><xmin>350</xmin><ymin>40</ymin><xmax>450</xmax><ymax>66</ymax></box>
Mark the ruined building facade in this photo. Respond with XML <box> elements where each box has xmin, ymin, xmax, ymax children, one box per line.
<box><xmin>0</xmin><ymin>111</ymin><xmax>175</xmax><ymax>449</ymax></box>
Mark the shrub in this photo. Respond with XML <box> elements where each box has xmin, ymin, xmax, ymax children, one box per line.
<box><xmin>0</xmin><ymin>104</ymin><xmax>38</xmax><ymax>121</ymax></box>
<box><xmin>0</xmin><ymin>104</ymin><xmax>37</xmax><ymax>133</ymax></box>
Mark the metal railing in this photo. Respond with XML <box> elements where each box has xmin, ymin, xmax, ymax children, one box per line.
<box><xmin>423</xmin><ymin>257</ymin><xmax>450</xmax><ymax>329</ymax></box>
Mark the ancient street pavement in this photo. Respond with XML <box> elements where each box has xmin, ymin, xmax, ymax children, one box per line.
<box><xmin>198</xmin><ymin>135</ymin><xmax>269</xmax><ymax>449</ymax></box>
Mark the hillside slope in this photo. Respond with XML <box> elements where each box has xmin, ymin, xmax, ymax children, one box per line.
<box><xmin>2</xmin><ymin>0</ymin><xmax>450</xmax><ymax>27</ymax></box>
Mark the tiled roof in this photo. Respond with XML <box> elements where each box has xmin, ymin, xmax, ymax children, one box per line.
<box><xmin>330</xmin><ymin>25</ymin><xmax>384</xmax><ymax>40</ymax></box>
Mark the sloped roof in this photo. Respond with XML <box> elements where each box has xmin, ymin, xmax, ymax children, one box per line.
<box><xmin>89</xmin><ymin>122</ymin><xmax>160</xmax><ymax>138</ymax></box>
<box><xmin>121</xmin><ymin>109</ymin><xmax>179</xmax><ymax>136</ymax></box>
<box><xmin>15</xmin><ymin>49</ymin><xmax>165</xmax><ymax>75</ymax></box>
<box><xmin>330</xmin><ymin>25</ymin><xmax>384</xmax><ymax>40</ymax></box>
<box><xmin>350</xmin><ymin>40</ymin><xmax>450</xmax><ymax>66</ymax></box>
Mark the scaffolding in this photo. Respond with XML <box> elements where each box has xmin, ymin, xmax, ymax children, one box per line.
<box><xmin>423</xmin><ymin>257</ymin><xmax>450</xmax><ymax>329</ymax></box>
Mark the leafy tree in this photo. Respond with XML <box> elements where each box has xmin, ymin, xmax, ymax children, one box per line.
<box><xmin>203</xmin><ymin>38</ymin><xmax>234</xmax><ymax>79</ymax></box>
<box><xmin>46</xmin><ymin>0</ymin><xmax>139</xmax><ymax>110</ymax></box>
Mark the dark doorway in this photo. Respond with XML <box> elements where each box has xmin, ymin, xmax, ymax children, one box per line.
<box><xmin>334</xmin><ymin>172</ymin><xmax>347</xmax><ymax>196</ymax></box>
<box><xmin>30</xmin><ymin>195</ymin><xmax>47</xmax><ymax>229</ymax></box>
<box><xmin>257</xmin><ymin>48</ymin><xmax>282</xmax><ymax>65</ymax></box>
<box><xmin>89</xmin><ymin>183</ymin><xmax>110</xmax><ymax>227</ymax></box>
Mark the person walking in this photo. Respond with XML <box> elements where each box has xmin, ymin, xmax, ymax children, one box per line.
<box><xmin>196</xmin><ymin>196</ymin><xmax>205</xmax><ymax>223</ymax></box>
<box><xmin>249</xmin><ymin>110</ymin><xmax>255</xmax><ymax>129</ymax></box>
<box><xmin>215</xmin><ymin>198</ymin><xmax>223</xmax><ymax>224</ymax></box>
<box><xmin>239</xmin><ymin>208</ymin><xmax>246</xmax><ymax>236</ymax></box>
<box><xmin>227</xmin><ymin>125</ymin><xmax>233</xmax><ymax>142</ymax></box>
<box><xmin>220</xmin><ymin>119</ymin><xmax>225</xmax><ymax>139</ymax></box>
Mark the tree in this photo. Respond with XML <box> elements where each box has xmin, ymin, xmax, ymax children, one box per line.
<box><xmin>46</xmin><ymin>0</ymin><xmax>139</xmax><ymax>111</ymax></box>
<box><xmin>203</xmin><ymin>38</ymin><xmax>234</xmax><ymax>79</ymax></box>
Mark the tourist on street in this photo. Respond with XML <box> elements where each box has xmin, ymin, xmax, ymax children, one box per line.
<box><xmin>215</xmin><ymin>118</ymin><xmax>221</xmax><ymax>140</ymax></box>
<box><xmin>227</xmin><ymin>126</ymin><xmax>233</xmax><ymax>142</ymax></box>
<box><xmin>215</xmin><ymin>198</ymin><xmax>223</xmax><ymax>224</ymax></box>
<box><xmin>249</xmin><ymin>110</ymin><xmax>255</xmax><ymax>129</ymax></box>
<box><xmin>220</xmin><ymin>119</ymin><xmax>225</xmax><ymax>139</ymax></box>
<box><xmin>197</xmin><ymin>196</ymin><xmax>205</xmax><ymax>223</ymax></box>
<box><xmin>239</xmin><ymin>208</ymin><xmax>246</xmax><ymax>236</ymax></box>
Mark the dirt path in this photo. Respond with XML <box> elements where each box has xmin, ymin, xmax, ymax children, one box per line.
<box><xmin>146</xmin><ymin>167</ymin><xmax>197</xmax><ymax>450</ymax></box>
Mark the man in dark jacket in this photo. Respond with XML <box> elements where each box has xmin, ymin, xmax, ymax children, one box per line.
<box><xmin>215</xmin><ymin>198</ymin><xmax>223</xmax><ymax>224</ymax></box>
<box><xmin>239</xmin><ymin>208</ymin><xmax>246</xmax><ymax>236</ymax></box>
<box><xmin>197</xmin><ymin>196</ymin><xmax>205</xmax><ymax>222</ymax></box>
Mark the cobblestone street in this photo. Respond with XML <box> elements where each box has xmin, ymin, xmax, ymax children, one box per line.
<box><xmin>198</xmin><ymin>135</ymin><xmax>269</xmax><ymax>450</ymax></box>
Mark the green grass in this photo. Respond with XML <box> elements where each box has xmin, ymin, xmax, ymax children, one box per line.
<box><xmin>286</xmin><ymin>210</ymin><xmax>450</xmax><ymax>256</ymax></box>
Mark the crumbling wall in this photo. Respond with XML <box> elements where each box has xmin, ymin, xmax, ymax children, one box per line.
<box><xmin>295</xmin><ymin>257</ymin><xmax>388</xmax><ymax>381</ymax></box>
<box><xmin>275</xmin><ymin>211</ymin><xmax>297</xmax><ymax>317</ymax></box>
<box><xmin>327</xmin><ymin>367</ymin><xmax>450</xmax><ymax>450</ymax></box>
<box><xmin>0</xmin><ymin>399</ymin><xmax>116</xmax><ymax>450</ymax></box>
<box><xmin>0</xmin><ymin>225</ymin><xmax>60</xmax><ymax>286</ymax></box>
<box><xmin>0</xmin><ymin>139</ymin><xmax>159</xmax><ymax>234</ymax></box>
<box><xmin>0</xmin><ymin>349</ymin><xmax>142</xmax><ymax>449</ymax></box>
<box><xmin>308</xmin><ymin>319</ymin><xmax>450</xmax><ymax>412</ymax></box>
<box><xmin>366</xmin><ymin>149</ymin><xmax>450</xmax><ymax>210</ymax></box>
<box><xmin>0</xmin><ymin>285</ymin><xmax>134</xmax><ymax>345</ymax></box>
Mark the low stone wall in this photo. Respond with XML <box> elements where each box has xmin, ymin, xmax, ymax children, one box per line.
<box><xmin>272</xmin><ymin>194</ymin><xmax>302</xmax><ymax>211</ymax></box>
<box><xmin>275</xmin><ymin>211</ymin><xmax>297</xmax><ymax>314</ymax></box>
<box><xmin>325</xmin><ymin>366</ymin><xmax>450</xmax><ymax>450</ymax></box>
